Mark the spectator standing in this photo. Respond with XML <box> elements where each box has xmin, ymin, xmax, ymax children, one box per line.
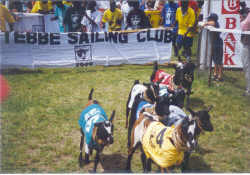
<box><xmin>144</xmin><ymin>0</ymin><xmax>161</xmax><ymax>28</ymax></box>
<box><xmin>25</xmin><ymin>1</ymin><xmax>35</xmax><ymax>13</ymax></box>
<box><xmin>0</xmin><ymin>2</ymin><xmax>15</xmax><ymax>32</ymax></box>
<box><xmin>63</xmin><ymin>1</ymin><xmax>86</xmax><ymax>32</ymax></box>
<box><xmin>202</xmin><ymin>13</ymin><xmax>223</xmax><ymax>81</ymax></box>
<box><xmin>31</xmin><ymin>0</ymin><xmax>53</xmax><ymax>14</ymax></box>
<box><xmin>126</xmin><ymin>1</ymin><xmax>149</xmax><ymax>30</ymax></box>
<box><xmin>9</xmin><ymin>1</ymin><xmax>23</xmax><ymax>12</ymax></box>
<box><xmin>161</xmin><ymin>0</ymin><xmax>178</xmax><ymax>56</ymax></box>
<box><xmin>102</xmin><ymin>1</ymin><xmax>123</xmax><ymax>32</ymax></box>
<box><xmin>51</xmin><ymin>1</ymin><xmax>69</xmax><ymax>32</ymax></box>
<box><xmin>175</xmin><ymin>0</ymin><xmax>195</xmax><ymax>61</ymax></box>
<box><xmin>62</xmin><ymin>0</ymin><xmax>72</xmax><ymax>7</ymax></box>
<box><xmin>81</xmin><ymin>1</ymin><xmax>102</xmax><ymax>32</ymax></box>
<box><xmin>240</xmin><ymin>7</ymin><xmax>250</xmax><ymax>96</ymax></box>
<box><xmin>154</xmin><ymin>0</ymin><xmax>166</xmax><ymax>12</ymax></box>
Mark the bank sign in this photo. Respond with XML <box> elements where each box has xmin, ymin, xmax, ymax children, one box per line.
<box><xmin>211</xmin><ymin>0</ymin><xmax>242</xmax><ymax>68</ymax></box>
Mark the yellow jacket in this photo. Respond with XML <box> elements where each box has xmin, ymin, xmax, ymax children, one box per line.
<box><xmin>144</xmin><ymin>10</ymin><xmax>161</xmax><ymax>28</ymax></box>
<box><xmin>0</xmin><ymin>3</ymin><xmax>15</xmax><ymax>32</ymax></box>
<box><xmin>142</xmin><ymin>122</ymin><xmax>184</xmax><ymax>168</ymax></box>
<box><xmin>31</xmin><ymin>0</ymin><xmax>53</xmax><ymax>13</ymax></box>
<box><xmin>176</xmin><ymin>7</ymin><xmax>196</xmax><ymax>37</ymax></box>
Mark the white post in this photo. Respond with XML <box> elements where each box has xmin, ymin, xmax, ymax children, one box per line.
<box><xmin>199</xmin><ymin>0</ymin><xmax>211</xmax><ymax>70</ymax></box>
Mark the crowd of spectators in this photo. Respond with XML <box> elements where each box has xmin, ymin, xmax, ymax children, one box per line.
<box><xmin>0</xmin><ymin>0</ymin><xmax>205</xmax><ymax>61</ymax></box>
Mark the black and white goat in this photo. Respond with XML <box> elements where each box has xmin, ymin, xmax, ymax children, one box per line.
<box><xmin>125</xmin><ymin>80</ymin><xmax>159</xmax><ymax>128</ymax></box>
<box><xmin>150</xmin><ymin>61</ymin><xmax>196</xmax><ymax>106</ymax></box>
<box><xmin>126</xmin><ymin>104</ymin><xmax>214</xmax><ymax>172</ymax></box>
<box><xmin>78</xmin><ymin>88</ymin><xmax>115</xmax><ymax>172</ymax></box>
<box><xmin>126</xmin><ymin>111</ymin><xmax>199</xmax><ymax>173</ymax></box>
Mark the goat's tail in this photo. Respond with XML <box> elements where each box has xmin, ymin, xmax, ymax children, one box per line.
<box><xmin>88</xmin><ymin>88</ymin><xmax>94</xmax><ymax>100</ymax></box>
<box><xmin>150</xmin><ymin>61</ymin><xmax>158</xmax><ymax>82</ymax></box>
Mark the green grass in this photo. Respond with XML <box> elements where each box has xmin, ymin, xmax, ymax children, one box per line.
<box><xmin>1</xmin><ymin>64</ymin><xmax>250</xmax><ymax>173</ymax></box>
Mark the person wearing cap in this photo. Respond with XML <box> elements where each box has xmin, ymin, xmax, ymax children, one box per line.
<box><xmin>240</xmin><ymin>5</ymin><xmax>250</xmax><ymax>96</ymax></box>
<box><xmin>202</xmin><ymin>13</ymin><xmax>223</xmax><ymax>81</ymax></box>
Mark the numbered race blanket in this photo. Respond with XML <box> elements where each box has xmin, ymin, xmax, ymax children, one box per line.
<box><xmin>142</xmin><ymin>121</ymin><xmax>184</xmax><ymax>168</ymax></box>
<box><xmin>78</xmin><ymin>104</ymin><xmax>108</xmax><ymax>146</ymax></box>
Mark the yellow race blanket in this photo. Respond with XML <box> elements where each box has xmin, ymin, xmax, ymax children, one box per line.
<box><xmin>142</xmin><ymin>122</ymin><xmax>184</xmax><ymax>168</ymax></box>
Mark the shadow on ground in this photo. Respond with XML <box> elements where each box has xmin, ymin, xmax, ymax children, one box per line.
<box><xmin>100</xmin><ymin>153</ymin><xmax>128</xmax><ymax>173</ymax></box>
<box><xmin>188</xmin><ymin>97</ymin><xmax>205</xmax><ymax>108</ymax></box>
<box><xmin>185</xmin><ymin>146</ymin><xmax>214</xmax><ymax>173</ymax></box>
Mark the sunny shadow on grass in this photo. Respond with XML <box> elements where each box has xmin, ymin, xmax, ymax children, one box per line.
<box><xmin>1</xmin><ymin>65</ymin><xmax>250</xmax><ymax>173</ymax></box>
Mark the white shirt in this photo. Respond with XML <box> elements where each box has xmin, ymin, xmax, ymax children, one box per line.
<box><xmin>81</xmin><ymin>10</ymin><xmax>102</xmax><ymax>32</ymax></box>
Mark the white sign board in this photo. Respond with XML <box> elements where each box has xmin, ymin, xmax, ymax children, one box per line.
<box><xmin>0</xmin><ymin>29</ymin><xmax>173</xmax><ymax>68</ymax></box>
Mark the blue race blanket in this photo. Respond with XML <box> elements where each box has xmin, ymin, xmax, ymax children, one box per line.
<box><xmin>136</xmin><ymin>100</ymin><xmax>154</xmax><ymax>119</ymax></box>
<box><xmin>78</xmin><ymin>104</ymin><xmax>108</xmax><ymax>146</ymax></box>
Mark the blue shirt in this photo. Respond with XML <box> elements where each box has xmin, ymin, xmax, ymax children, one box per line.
<box><xmin>78</xmin><ymin>104</ymin><xmax>108</xmax><ymax>146</ymax></box>
<box><xmin>161</xmin><ymin>2</ymin><xmax>178</xmax><ymax>33</ymax></box>
<box><xmin>55</xmin><ymin>4</ymin><xmax>69</xmax><ymax>32</ymax></box>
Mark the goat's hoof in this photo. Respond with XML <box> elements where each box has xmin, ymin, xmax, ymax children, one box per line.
<box><xmin>126</xmin><ymin>169</ymin><xmax>132</xmax><ymax>173</ymax></box>
<box><xmin>88</xmin><ymin>169</ymin><xmax>96</xmax><ymax>173</ymax></box>
<box><xmin>79</xmin><ymin>161</ymin><xmax>84</xmax><ymax>168</ymax></box>
<box><xmin>84</xmin><ymin>159</ymin><xmax>90</xmax><ymax>164</ymax></box>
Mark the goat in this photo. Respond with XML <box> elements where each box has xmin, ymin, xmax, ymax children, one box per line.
<box><xmin>78</xmin><ymin>88</ymin><xmax>115</xmax><ymax>172</ymax></box>
<box><xmin>125</xmin><ymin>80</ymin><xmax>159</xmax><ymax>128</ymax></box>
<box><xmin>126</xmin><ymin>112</ymin><xmax>198</xmax><ymax>173</ymax></box>
<box><xmin>125</xmin><ymin>79</ymin><xmax>185</xmax><ymax>129</ymax></box>
<box><xmin>127</xmin><ymin>94</ymin><xmax>170</xmax><ymax>149</ymax></box>
<box><xmin>150</xmin><ymin>61</ymin><xmax>196</xmax><ymax>106</ymax></box>
<box><xmin>160</xmin><ymin>105</ymin><xmax>214</xmax><ymax>172</ymax></box>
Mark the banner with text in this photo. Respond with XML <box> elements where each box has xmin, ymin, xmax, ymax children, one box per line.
<box><xmin>0</xmin><ymin>29</ymin><xmax>172</xmax><ymax>68</ymax></box>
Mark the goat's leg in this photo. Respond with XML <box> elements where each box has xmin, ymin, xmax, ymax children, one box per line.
<box><xmin>84</xmin><ymin>143</ymin><xmax>90</xmax><ymax>164</ymax></box>
<box><xmin>146</xmin><ymin>158</ymin><xmax>152</xmax><ymax>172</ymax></box>
<box><xmin>93</xmin><ymin>151</ymin><xmax>100</xmax><ymax>173</ymax></box>
<box><xmin>181</xmin><ymin>151</ymin><xmax>191</xmax><ymax>172</ymax></box>
<box><xmin>79</xmin><ymin>128</ymin><xmax>84</xmax><ymax>167</ymax></box>
<box><xmin>127</xmin><ymin>117</ymin><xmax>135</xmax><ymax>148</ymax></box>
<box><xmin>140</xmin><ymin>148</ymin><xmax>147</xmax><ymax>173</ymax></box>
<box><xmin>126</xmin><ymin>146</ymin><xmax>137</xmax><ymax>172</ymax></box>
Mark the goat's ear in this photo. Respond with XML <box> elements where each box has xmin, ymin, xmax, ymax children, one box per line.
<box><xmin>207</xmin><ymin>106</ymin><xmax>213</xmax><ymax>112</ymax></box>
<box><xmin>109</xmin><ymin>110</ymin><xmax>115</xmax><ymax>123</ymax></box>
<box><xmin>187</xmin><ymin>107</ymin><xmax>196</xmax><ymax>116</ymax></box>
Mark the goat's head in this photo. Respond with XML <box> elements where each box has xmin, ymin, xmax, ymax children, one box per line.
<box><xmin>179</xmin><ymin>117</ymin><xmax>198</xmax><ymax>151</ymax></box>
<box><xmin>155</xmin><ymin>95</ymin><xmax>171</xmax><ymax>118</ymax></box>
<box><xmin>169</xmin><ymin>88</ymin><xmax>186</xmax><ymax>108</ymax></box>
<box><xmin>173</xmin><ymin>62</ymin><xmax>196</xmax><ymax>92</ymax></box>
<box><xmin>187</xmin><ymin>106</ymin><xmax>213</xmax><ymax>132</ymax></box>
<box><xmin>94</xmin><ymin>110</ymin><xmax>115</xmax><ymax>148</ymax></box>
<box><xmin>182</xmin><ymin>62</ymin><xmax>196</xmax><ymax>90</ymax></box>
<box><xmin>143</xmin><ymin>82</ymin><xmax>160</xmax><ymax>104</ymax></box>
